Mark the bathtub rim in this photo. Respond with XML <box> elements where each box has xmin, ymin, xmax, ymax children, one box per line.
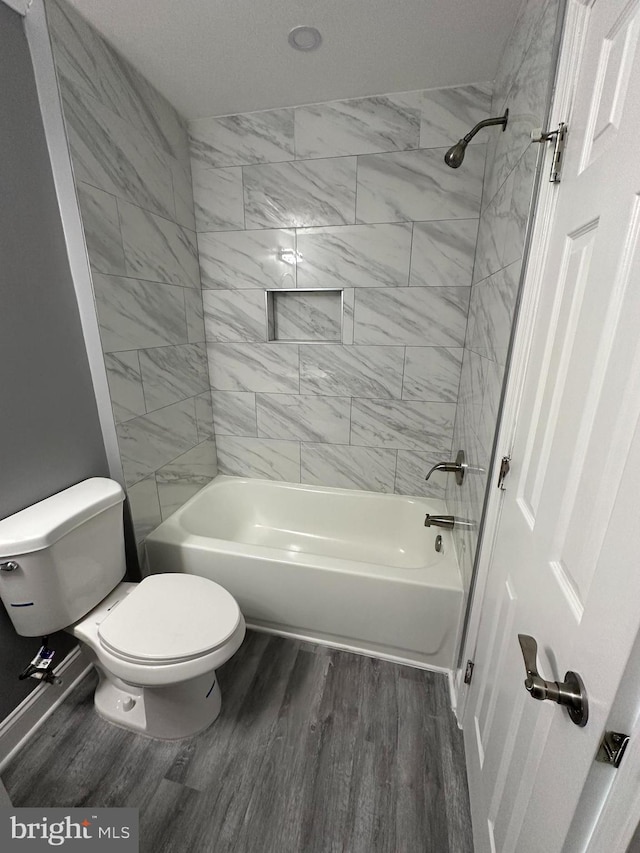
<box><xmin>145</xmin><ymin>475</ymin><xmax>462</xmax><ymax>591</ymax></box>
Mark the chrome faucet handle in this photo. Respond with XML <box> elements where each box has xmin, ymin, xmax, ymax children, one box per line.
<box><xmin>425</xmin><ymin>450</ymin><xmax>467</xmax><ymax>485</ymax></box>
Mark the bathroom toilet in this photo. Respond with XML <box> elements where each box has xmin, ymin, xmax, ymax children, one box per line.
<box><xmin>0</xmin><ymin>478</ymin><xmax>246</xmax><ymax>739</ymax></box>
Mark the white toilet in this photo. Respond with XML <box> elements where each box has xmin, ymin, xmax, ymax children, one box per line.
<box><xmin>0</xmin><ymin>478</ymin><xmax>246</xmax><ymax>739</ymax></box>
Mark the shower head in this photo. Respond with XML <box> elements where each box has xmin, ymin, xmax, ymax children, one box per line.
<box><xmin>444</xmin><ymin>109</ymin><xmax>509</xmax><ymax>168</ymax></box>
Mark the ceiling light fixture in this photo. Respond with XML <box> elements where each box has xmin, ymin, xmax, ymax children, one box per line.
<box><xmin>288</xmin><ymin>26</ymin><xmax>322</xmax><ymax>51</ymax></box>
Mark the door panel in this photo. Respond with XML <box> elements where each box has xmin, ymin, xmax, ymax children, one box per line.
<box><xmin>464</xmin><ymin>1</ymin><xmax>640</xmax><ymax>850</ymax></box>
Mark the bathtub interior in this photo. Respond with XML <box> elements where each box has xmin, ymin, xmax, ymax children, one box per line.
<box><xmin>146</xmin><ymin>476</ymin><xmax>465</xmax><ymax>669</ymax></box>
<box><xmin>175</xmin><ymin>477</ymin><xmax>446</xmax><ymax>570</ymax></box>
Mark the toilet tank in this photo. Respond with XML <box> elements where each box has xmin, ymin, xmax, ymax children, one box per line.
<box><xmin>0</xmin><ymin>478</ymin><xmax>126</xmax><ymax>636</ymax></box>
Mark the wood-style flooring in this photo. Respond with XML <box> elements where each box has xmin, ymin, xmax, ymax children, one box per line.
<box><xmin>3</xmin><ymin>631</ymin><xmax>473</xmax><ymax>852</ymax></box>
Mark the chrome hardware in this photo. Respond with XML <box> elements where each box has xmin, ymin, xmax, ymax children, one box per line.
<box><xmin>596</xmin><ymin>731</ymin><xmax>630</xmax><ymax>768</ymax></box>
<box><xmin>464</xmin><ymin>660</ymin><xmax>474</xmax><ymax>685</ymax></box>
<box><xmin>425</xmin><ymin>449</ymin><xmax>467</xmax><ymax>485</ymax></box>
<box><xmin>531</xmin><ymin>122</ymin><xmax>567</xmax><ymax>183</ymax></box>
<box><xmin>434</xmin><ymin>534</ymin><xmax>443</xmax><ymax>553</ymax></box>
<box><xmin>424</xmin><ymin>515</ymin><xmax>455</xmax><ymax>530</ymax></box>
<box><xmin>497</xmin><ymin>455</ymin><xmax>511</xmax><ymax>490</ymax></box>
<box><xmin>0</xmin><ymin>561</ymin><xmax>19</xmax><ymax>572</ymax></box>
<box><xmin>518</xmin><ymin>634</ymin><xmax>588</xmax><ymax>727</ymax></box>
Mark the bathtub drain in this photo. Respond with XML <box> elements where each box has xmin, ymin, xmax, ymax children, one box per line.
<box><xmin>435</xmin><ymin>535</ymin><xmax>443</xmax><ymax>553</ymax></box>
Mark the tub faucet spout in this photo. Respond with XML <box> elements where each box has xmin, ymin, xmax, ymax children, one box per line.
<box><xmin>425</xmin><ymin>450</ymin><xmax>467</xmax><ymax>485</ymax></box>
<box><xmin>424</xmin><ymin>515</ymin><xmax>456</xmax><ymax>529</ymax></box>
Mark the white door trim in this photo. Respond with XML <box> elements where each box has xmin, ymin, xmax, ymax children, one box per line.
<box><xmin>455</xmin><ymin>0</ymin><xmax>590</xmax><ymax>721</ymax></box>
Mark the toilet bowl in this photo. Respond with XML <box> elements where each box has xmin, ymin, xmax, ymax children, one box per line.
<box><xmin>71</xmin><ymin>574</ymin><xmax>246</xmax><ymax>739</ymax></box>
<box><xmin>0</xmin><ymin>478</ymin><xmax>246</xmax><ymax>740</ymax></box>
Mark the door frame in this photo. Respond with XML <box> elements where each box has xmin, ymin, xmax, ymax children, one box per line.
<box><xmin>457</xmin><ymin>1</ymin><xmax>640</xmax><ymax>848</ymax></box>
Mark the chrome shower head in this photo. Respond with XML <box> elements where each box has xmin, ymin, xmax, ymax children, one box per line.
<box><xmin>444</xmin><ymin>139</ymin><xmax>468</xmax><ymax>168</ymax></box>
<box><xmin>444</xmin><ymin>109</ymin><xmax>509</xmax><ymax>168</ymax></box>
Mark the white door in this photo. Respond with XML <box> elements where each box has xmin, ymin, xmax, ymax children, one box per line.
<box><xmin>464</xmin><ymin>0</ymin><xmax>640</xmax><ymax>850</ymax></box>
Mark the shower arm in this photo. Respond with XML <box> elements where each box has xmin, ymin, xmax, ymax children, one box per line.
<box><xmin>461</xmin><ymin>111</ymin><xmax>509</xmax><ymax>144</ymax></box>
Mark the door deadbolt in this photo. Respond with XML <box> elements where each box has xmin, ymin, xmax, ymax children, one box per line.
<box><xmin>517</xmin><ymin>634</ymin><xmax>588</xmax><ymax>727</ymax></box>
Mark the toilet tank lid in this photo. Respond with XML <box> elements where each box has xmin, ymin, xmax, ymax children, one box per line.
<box><xmin>0</xmin><ymin>478</ymin><xmax>124</xmax><ymax>557</ymax></box>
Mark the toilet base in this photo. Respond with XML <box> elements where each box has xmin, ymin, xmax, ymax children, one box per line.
<box><xmin>91</xmin><ymin>661</ymin><xmax>222</xmax><ymax>740</ymax></box>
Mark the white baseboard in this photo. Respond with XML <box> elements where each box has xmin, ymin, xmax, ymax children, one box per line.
<box><xmin>0</xmin><ymin>647</ymin><xmax>92</xmax><ymax>774</ymax></box>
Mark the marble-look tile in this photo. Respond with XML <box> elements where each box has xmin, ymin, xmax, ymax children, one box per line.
<box><xmin>271</xmin><ymin>291</ymin><xmax>342</xmax><ymax>342</ymax></box>
<box><xmin>350</xmin><ymin>398</ymin><xmax>455</xmax><ymax>453</ymax></box>
<box><xmin>184</xmin><ymin>289</ymin><xmax>206</xmax><ymax>343</ymax></box>
<box><xmin>104</xmin><ymin>351</ymin><xmax>146</xmax><ymax>423</ymax></box>
<box><xmin>156</xmin><ymin>440</ymin><xmax>218</xmax><ymax>519</ymax></box>
<box><xmin>76</xmin><ymin>182</ymin><xmax>125</xmax><ymax>275</ymax></box>
<box><xmin>353</xmin><ymin>287</ymin><xmax>470</xmax><ymax>347</ymax></box>
<box><xmin>243</xmin><ymin>157</ymin><xmax>357</xmax><ymax>229</ymax></box>
<box><xmin>127</xmin><ymin>476</ymin><xmax>162</xmax><ymax>542</ymax></box>
<box><xmin>484</xmin><ymin>0</ymin><xmax>559</xmax><ymax>203</ymax></box>
<box><xmin>171</xmin><ymin>158</ymin><xmax>197</xmax><ymax>231</ymax></box>
<box><xmin>296</xmin><ymin>223</ymin><xmax>412</xmax><ymax>289</ymax></box>
<box><xmin>473</xmin><ymin>165</ymin><xmax>514</xmax><ymax>283</ymax></box>
<box><xmin>295</xmin><ymin>93</ymin><xmax>421</xmax><ymax>159</ymax></box>
<box><xmin>195</xmin><ymin>391</ymin><xmax>214</xmax><ymax>441</ymax></box>
<box><xmin>118</xmin><ymin>200</ymin><xmax>200</xmax><ymax>288</ymax></box>
<box><xmin>395</xmin><ymin>451</ymin><xmax>450</xmax><ymax>499</ymax></box>
<box><xmin>49</xmin><ymin>0</ymin><xmax>189</xmax><ymax>166</ymax></box>
<box><xmin>402</xmin><ymin>347</ymin><xmax>463</xmax><ymax>402</ymax></box>
<box><xmin>61</xmin><ymin>81</ymin><xmax>174</xmax><ymax>220</ymax></box>
<box><xmin>198</xmin><ymin>229</ymin><xmax>296</xmax><ymax>289</ymax></box>
<box><xmin>410</xmin><ymin>220</ymin><xmax>478</xmax><ymax>288</ymax></box>
<box><xmin>189</xmin><ymin>109</ymin><xmax>295</xmax><ymax>169</ymax></box>
<box><xmin>299</xmin><ymin>345</ymin><xmax>404</xmax><ymax>399</ymax></box>
<box><xmin>468</xmin><ymin>261</ymin><xmax>521</xmax><ymax>365</ymax></box>
<box><xmin>492</xmin><ymin>0</ymin><xmax>553</xmax><ymax>114</ymax></box>
<box><xmin>211</xmin><ymin>391</ymin><xmax>257</xmax><ymax>436</ymax></box>
<box><xmin>356</xmin><ymin>145</ymin><xmax>484</xmax><ymax>224</ymax></box>
<box><xmin>207</xmin><ymin>343</ymin><xmax>299</xmax><ymax>393</ymax></box>
<box><xmin>139</xmin><ymin>343</ymin><xmax>209</xmax><ymax>410</ymax></box>
<box><xmin>92</xmin><ymin>274</ymin><xmax>188</xmax><ymax>352</ymax></box>
<box><xmin>342</xmin><ymin>289</ymin><xmax>355</xmax><ymax>345</ymax></box>
<box><xmin>256</xmin><ymin>394</ymin><xmax>351</xmax><ymax>443</ymax></box>
<box><xmin>192</xmin><ymin>165</ymin><xmax>245</xmax><ymax>232</ymax></box>
<box><xmin>504</xmin><ymin>145</ymin><xmax>538</xmax><ymax>268</ymax></box>
<box><xmin>116</xmin><ymin>398</ymin><xmax>198</xmax><ymax>486</ymax></box>
<box><xmin>419</xmin><ymin>83</ymin><xmax>492</xmax><ymax>149</ymax></box>
<box><xmin>203</xmin><ymin>289</ymin><xmax>267</xmax><ymax>342</ymax></box>
<box><xmin>301</xmin><ymin>444</ymin><xmax>397</xmax><ymax>493</ymax></box>
<box><xmin>215</xmin><ymin>436</ymin><xmax>301</xmax><ymax>482</ymax></box>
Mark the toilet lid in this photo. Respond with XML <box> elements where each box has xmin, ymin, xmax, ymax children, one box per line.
<box><xmin>98</xmin><ymin>574</ymin><xmax>241</xmax><ymax>664</ymax></box>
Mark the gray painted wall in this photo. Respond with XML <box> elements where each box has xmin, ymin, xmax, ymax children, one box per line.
<box><xmin>0</xmin><ymin>1</ymin><xmax>109</xmax><ymax>719</ymax></box>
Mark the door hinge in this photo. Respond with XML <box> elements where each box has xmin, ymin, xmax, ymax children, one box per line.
<box><xmin>464</xmin><ymin>660</ymin><xmax>474</xmax><ymax>685</ymax></box>
<box><xmin>596</xmin><ymin>731</ymin><xmax>630</xmax><ymax>768</ymax></box>
<box><xmin>497</xmin><ymin>456</ymin><xmax>511</xmax><ymax>491</ymax></box>
<box><xmin>531</xmin><ymin>122</ymin><xmax>568</xmax><ymax>183</ymax></box>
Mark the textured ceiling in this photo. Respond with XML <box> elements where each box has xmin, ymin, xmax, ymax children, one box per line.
<box><xmin>64</xmin><ymin>0</ymin><xmax>521</xmax><ymax>120</ymax></box>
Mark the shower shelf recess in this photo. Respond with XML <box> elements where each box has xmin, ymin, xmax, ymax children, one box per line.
<box><xmin>265</xmin><ymin>288</ymin><xmax>344</xmax><ymax>344</ymax></box>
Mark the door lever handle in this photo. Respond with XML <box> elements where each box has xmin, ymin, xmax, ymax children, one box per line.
<box><xmin>517</xmin><ymin>634</ymin><xmax>588</xmax><ymax>727</ymax></box>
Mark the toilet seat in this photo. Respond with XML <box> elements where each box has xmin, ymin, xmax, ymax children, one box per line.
<box><xmin>98</xmin><ymin>574</ymin><xmax>242</xmax><ymax>665</ymax></box>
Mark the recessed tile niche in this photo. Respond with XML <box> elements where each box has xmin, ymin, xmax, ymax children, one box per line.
<box><xmin>266</xmin><ymin>289</ymin><xmax>343</xmax><ymax>343</ymax></box>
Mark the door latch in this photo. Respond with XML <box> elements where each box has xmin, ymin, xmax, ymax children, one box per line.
<box><xmin>497</xmin><ymin>456</ymin><xmax>511</xmax><ymax>490</ymax></box>
<box><xmin>596</xmin><ymin>731</ymin><xmax>630</xmax><ymax>768</ymax></box>
<box><xmin>517</xmin><ymin>634</ymin><xmax>588</xmax><ymax>727</ymax></box>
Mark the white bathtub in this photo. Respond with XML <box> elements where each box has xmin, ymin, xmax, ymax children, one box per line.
<box><xmin>145</xmin><ymin>476</ymin><xmax>463</xmax><ymax>670</ymax></box>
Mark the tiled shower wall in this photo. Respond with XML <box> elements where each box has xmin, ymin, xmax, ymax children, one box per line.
<box><xmin>189</xmin><ymin>84</ymin><xmax>490</xmax><ymax>496</ymax></box>
<box><xmin>447</xmin><ymin>0</ymin><xmax>562</xmax><ymax>590</ymax></box>
<box><xmin>48</xmin><ymin>0</ymin><xmax>216</xmax><ymax>543</ymax></box>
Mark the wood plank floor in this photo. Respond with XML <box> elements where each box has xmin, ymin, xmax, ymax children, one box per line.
<box><xmin>3</xmin><ymin>632</ymin><xmax>473</xmax><ymax>853</ymax></box>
